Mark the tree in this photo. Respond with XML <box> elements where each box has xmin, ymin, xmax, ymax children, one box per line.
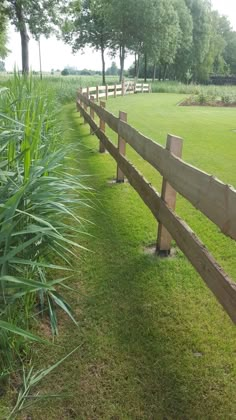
<box><xmin>156</xmin><ymin>0</ymin><xmax>181</xmax><ymax>80</ymax></box>
<box><xmin>138</xmin><ymin>0</ymin><xmax>181</xmax><ymax>81</ymax></box>
<box><xmin>172</xmin><ymin>0</ymin><xmax>193</xmax><ymax>81</ymax></box>
<box><xmin>61</xmin><ymin>68</ymin><xmax>70</xmax><ymax>76</ymax></box>
<box><xmin>217</xmin><ymin>15</ymin><xmax>236</xmax><ymax>75</ymax></box>
<box><xmin>0</xmin><ymin>61</ymin><xmax>6</xmax><ymax>72</ymax></box>
<box><xmin>224</xmin><ymin>32</ymin><xmax>236</xmax><ymax>74</ymax></box>
<box><xmin>0</xmin><ymin>0</ymin><xmax>65</xmax><ymax>75</ymax></box>
<box><xmin>0</xmin><ymin>11</ymin><xmax>9</xmax><ymax>59</ymax></box>
<box><xmin>109</xmin><ymin>0</ymin><xmax>140</xmax><ymax>82</ymax></box>
<box><xmin>63</xmin><ymin>0</ymin><xmax>111</xmax><ymax>84</ymax></box>
<box><xmin>106</xmin><ymin>61</ymin><xmax>119</xmax><ymax>76</ymax></box>
<box><xmin>184</xmin><ymin>0</ymin><xmax>212</xmax><ymax>81</ymax></box>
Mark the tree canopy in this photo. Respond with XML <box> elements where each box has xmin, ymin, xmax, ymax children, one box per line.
<box><xmin>1</xmin><ymin>0</ymin><xmax>66</xmax><ymax>74</ymax></box>
<box><xmin>0</xmin><ymin>11</ymin><xmax>9</xmax><ymax>59</ymax></box>
<box><xmin>63</xmin><ymin>0</ymin><xmax>236</xmax><ymax>83</ymax></box>
<box><xmin>2</xmin><ymin>0</ymin><xmax>236</xmax><ymax>82</ymax></box>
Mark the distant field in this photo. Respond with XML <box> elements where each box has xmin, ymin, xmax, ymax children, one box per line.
<box><xmin>2</xmin><ymin>73</ymin><xmax>236</xmax><ymax>103</ymax></box>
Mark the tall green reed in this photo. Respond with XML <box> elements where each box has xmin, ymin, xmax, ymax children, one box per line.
<box><xmin>0</xmin><ymin>73</ymin><xmax>89</xmax><ymax>379</ymax></box>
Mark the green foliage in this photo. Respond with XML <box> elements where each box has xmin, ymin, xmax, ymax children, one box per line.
<box><xmin>63</xmin><ymin>0</ymin><xmax>111</xmax><ymax>83</ymax></box>
<box><xmin>1</xmin><ymin>0</ymin><xmax>66</xmax><ymax>73</ymax></box>
<box><xmin>61</xmin><ymin>68</ymin><xmax>70</xmax><ymax>76</ymax></box>
<box><xmin>0</xmin><ymin>13</ymin><xmax>8</xmax><ymax>59</ymax></box>
<box><xmin>0</xmin><ymin>60</ymin><xmax>6</xmax><ymax>72</ymax></box>
<box><xmin>106</xmin><ymin>61</ymin><xmax>119</xmax><ymax>76</ymax></box>
<box><xmin>60</xmin><ymin>0</ymin><xmax>236</xmax><ymax>83</ymax></box>
<box><xmin>0</xmin><ymin>73</ymin><xmax>88</xmax><ymax>381</ymax></box>
<box><xmin>7</xmin><ymin>345</ymin><xmax>80</xmax><ymax>419</ymax></box>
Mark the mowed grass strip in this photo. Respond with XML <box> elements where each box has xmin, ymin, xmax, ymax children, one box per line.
<box><xmin>24</xmin><ymin>95</ymin><xmax>236</xmax><ymax>419</ymax></box>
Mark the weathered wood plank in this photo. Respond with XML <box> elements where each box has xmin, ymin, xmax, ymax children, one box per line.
<box><xmin>117</xmin><ymin>121</ymin><xmax>236</xmax><ymax>240</ymax></box>
<box><xmin>90</xmin><ymin>96</ymin><xmax>95</xmax><ymax>135</ymax></box>
<box><xmin>88</xmin><ymin>86</ymin><xmax>96</xmax><ymax>92</ymax></box>
<box><xmin>77</xmin><ymin>101</ymin><xmax>236</xmax><ymax>324</ymax></box>
<box><xmin>117</xmin><ymin>111</ymin><xmax>127</xmax><ymax>182</ymax></box>
<box><xmin>157</xmin><ymin>134</ymin><xmax>183</xmax><ymax>254</ymax></box>
<box><xmin>77</xmin><ymin>93</ymin><xmax>119</xmax><ymax>132</ymax></box>
<box><xmin>99</xmin><ymin>101</ymin><xmax>106</xmax><ymax>153</ymax></box>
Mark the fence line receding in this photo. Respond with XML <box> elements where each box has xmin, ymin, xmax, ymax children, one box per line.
<box><xmin>80</xmin><ymin>80</ymin><xmax>151</xmax><ymax>101</ymax></box>
<box><xmin>76</xmin><ymin>88</ymin><xmax>236</xmax><ymax>325</ymax></box>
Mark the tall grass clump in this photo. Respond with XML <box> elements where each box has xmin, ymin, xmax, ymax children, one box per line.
<box><xmin>0</xmin><ymin>73</ymin><xmax>88</xmax><ymax>384</ymax></box>
<box><xmin>38</xmin><ymin>75</ymin><xmax>119</xmax><ymax>104</ymax></box>
<box><xmin>151</xmin><ymin>80</ymin><xmax>236</xmax><ymax>97</ymax></box>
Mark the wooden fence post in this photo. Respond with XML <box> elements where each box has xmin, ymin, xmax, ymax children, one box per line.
<box><xmin>96</xmin><ymin>85</ymin><xmax>99</xmax><ymax>102</ymax></box>
<box><xmin>83</xmin><ymin>93</ymin><xmax>88</xmax><ymax>124</ymax></box>
<box><xmin>99</xmin><ymin>101</ymin><xmax>106</xmax><ymax>153</ymax></box>
<box><xmin>156</xmin><ymin>134</ymin><xmax>183</xmax><ymax>256</ymax></box>
<box><xmin>116</xmin><ymin>111</ymin><xmax>127</xmax><ymax>182</ymax></box>
<box><xmin>76</xmin><ymin>91</ymin><xmax>79</xmax><ymax>112</ymax></box>
<box><xmin>114</xmin><ymin>84</ymin><xmax>117</xmax><ymax>98</ymax></box>
<box><xmin>141</xmin><ymin>83</ymin><xmax>144</xmax><ymax>93</ymax></box>
<box><xmin>78</xmin><ymin>88</ymin><xmax>83</xmax><ymax>116</ymax></box>
<box><xmin>87</xmin><ymin>86</ymin><xmax>89</xmax><ymax>98</ymax></box>
<box><xmin>90</xmin><ymin>95</ymin><xmax>95</xmax><ymax>135</ymax></box>
<box><xmin>105</xmin><ymin>84</ymin><xmax>108</xmax><ymax>100</ymax></box>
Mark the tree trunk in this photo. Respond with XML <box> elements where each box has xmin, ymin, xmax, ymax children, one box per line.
<box><xmin>163</xmin><ymin>64</ymin><xmax>168</xmax><ymax>80</ymax></box>
<box><xmin>119</xmin><ymin>45</ymin><xmax>125</xmax><ymax>83</ymax></box>
<box><xmin>101</xmin><ymin>46</ymin><xmax>106</xmax><ymax>85</ymax></box>
<box><xmin>136</xmin><ymin>54</ymin><xmax>140</xmax><ymax>79</ymax></box>
<box><xmin>152</xmin><ymin>63</ymin><xmax>157</xmax><ymax>82</ymax></box>
<box><xmin>134</xmin><ymin>53</ymin><xmax>137</xmax><ymax>78</ymax></box>
<box><xmin>20</xmin><ymin>27</ymin><xmax>29</xmax><ymax>75</ymax></box>
<box><xmin>38</xmin><ymin>39</ymin><xmax>42</xmax><ymax>80</ymax></box>
<box><xmin>144</xmin><ymin>52</ymin><xmax>147</xmax><ymax>82</ymax></box>
<box><xmin>15</xmin><ymin>2</ymin><xmax>29</xmax><ymax>75</ymax></box>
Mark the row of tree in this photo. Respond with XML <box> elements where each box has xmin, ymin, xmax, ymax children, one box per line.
<box><xmin>61</xmin><ymin>62</ymin><xmax>119</xmax><ymax>76</ymax></box>
<box><xmin>1</xmin><ymin>0</ymin><xmax>236</xmax><ymax>84</ymax></box>
<box><xmin>63</xmin><ymin>0</ymin><xmax>236</xmax><ymax>83</ymax></box>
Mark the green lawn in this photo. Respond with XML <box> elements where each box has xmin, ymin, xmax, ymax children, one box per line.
<box><xmin>15</xmin><ymin>94</ymin><xmax>236</xmax><ymax>419</ymax></box>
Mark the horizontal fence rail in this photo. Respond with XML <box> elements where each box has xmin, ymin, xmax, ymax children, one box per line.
<box><xmin>76</xmin><ymin>91</ymin><xmax>236</xmax><ymax>324</ymax></box>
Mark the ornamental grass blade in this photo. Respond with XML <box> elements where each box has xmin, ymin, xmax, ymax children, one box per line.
<box><xmin>0</xmin><ymin>321</ymin><xmax>47</xmax><ymax>344</ymax></box>
<box><xmin>49</xmin><ymin>291</ymin><xmax>78</xmax><ymax>326</ymax></box>
<box><xmin>7</xmin><ymin>345</ymin><xmax>81</xmax><ymax>419</ymax></box>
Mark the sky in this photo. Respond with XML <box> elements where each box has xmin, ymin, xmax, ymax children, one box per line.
<box><xmin>4</xmin><ymin>0</ymin><xmax>236</xmax><ymax>73</ymax></box>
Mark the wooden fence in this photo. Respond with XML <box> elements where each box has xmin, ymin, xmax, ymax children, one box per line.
<box><xmin>80</xmin><ymin>80</ymin><xmax>151</xmax><ymax>101</ymax></box>
<box><xmin>76</xmin><ymin>91</ymin><xmax>236</xmax><ymax>325</ymax></box>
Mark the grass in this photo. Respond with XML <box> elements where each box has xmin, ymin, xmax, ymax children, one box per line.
<box><xmin>12</xmin><ymin>93</ymin><xmax>236</xmax><ymax>419</ymax></box>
